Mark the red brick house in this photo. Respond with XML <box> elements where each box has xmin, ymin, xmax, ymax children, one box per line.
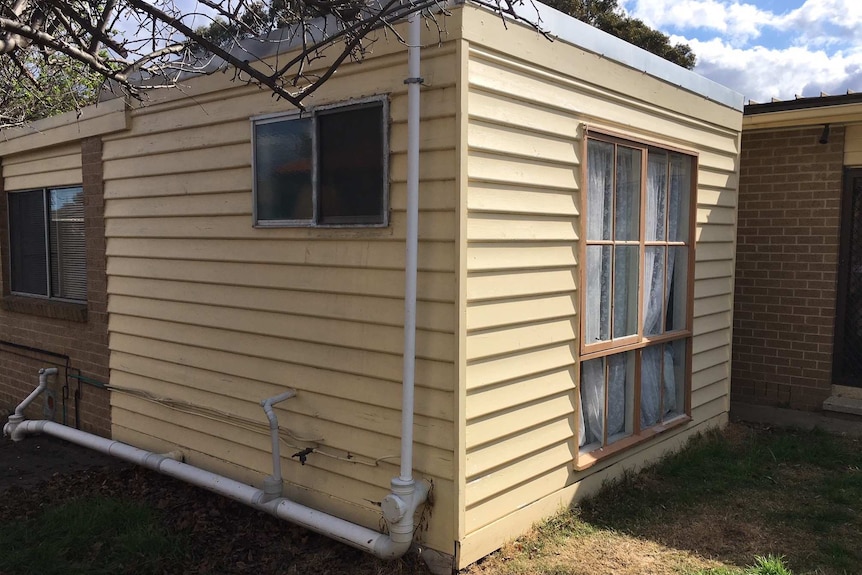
<box><xmin>734</xmin><ymin>93</ymin><xmax>862</xmax><ymax>416</ymax></box>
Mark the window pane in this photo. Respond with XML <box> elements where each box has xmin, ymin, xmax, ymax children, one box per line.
<box><xmin>615</xmin><ymin>146</ymin><xmax>641</xmax><ymax>241</ymax></box>
<box><xmin>668</xmin><ymin>153</ymin><xmax>692</xmax><ymax>242</ymax></box>
<box><xmin>643</xmin><ymin>246</ymin><xmax>666</xmax><ymax>336</ymax></box>
<box><xmin>640</xmin><ymin>344</ymin><xmax>663</xmax><ymax>428</ymax></box>
<box><xmin>579</xmin><ymin>357</ymin><xmax>605</xmax><ymax>451</ymax></box>
<box><xmin>255</xmin><ymin>118</ymin><xmax>313</xmax><ymax>222</ymax></box>
<box><xmin>587</xmin><ymin>140</ymin><xmax>613</xmax><ymax>241</ymax></box>
<box><xmin>666</xmin><ymin>247</ymin><xmax>688</xmax><ymax>332</ymax></box>
<box><xmin>613</xmin><ymin>245</ymin><xmax>639</xmax><ymax>339</ymax></box>
<box><xmin>646</xmin><ymin>151</ymin><xmax>668</xmax><ymax>241</ymax></box>
<box><xmin>8</xmin><ymin>190</ymin><xmax>48</xmax><ymax>296</ymax></box>
<box><xmin>49</xmin><ymin>187</ymin><xmax>86</xmax><ymax>301</ymax></box>
<box><xmin>663</xmin><ymin>339</ymin><xmax>687</xmax><ymax>421</ymax></box>
<box><xmin>607</xmin><ymin>351</ymin><xmax>635</xmax><ymax>444</ymax></box>
<box><xmin>585</xmin><ymin>245</ymin><xmax>611</xmax><ymax>343</ymax></box>
<box><xmin>318</xmin><ymin>105</ymin><xmax>384</xmax><ymax>225</ymax></box>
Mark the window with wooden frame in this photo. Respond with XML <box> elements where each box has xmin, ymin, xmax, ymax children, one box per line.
<box><xmin>252</xmin><ymin>97</ymin><xmax>388</xmax><ymax>227</ymax></box>
<box><xmin>577</xmin><ymin>132</ymin><xmax>696</xmax><ymax>468</ymax></box>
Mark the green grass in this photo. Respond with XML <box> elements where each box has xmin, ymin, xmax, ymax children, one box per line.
<box><xmin>0</xmin><ymin>496</ymin><xmax>187</xmax><ymax>575</ymax></box>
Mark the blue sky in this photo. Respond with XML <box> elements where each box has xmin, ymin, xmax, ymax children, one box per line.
<box><xmin>617</xmin><ymin>0</ymin><xmax>862</xmax><ymax>103</ymax></box>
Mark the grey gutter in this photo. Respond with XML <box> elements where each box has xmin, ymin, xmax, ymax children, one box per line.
<box><xmin>745</xmin><ymin>92</ymin><xmax>862</xmax><ymax>115</ymax></box>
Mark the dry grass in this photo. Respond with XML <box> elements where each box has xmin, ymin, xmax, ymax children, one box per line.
<box><xmin>466</xmin><ymin>422</ymin><xmax>862</xmax><ymax>575</ymax></box>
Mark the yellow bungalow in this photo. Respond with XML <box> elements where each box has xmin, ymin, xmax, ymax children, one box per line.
<box><xmin>0</xmin><ymin>1</ymin><xmax>743</xmax><ymax>570</ymax></box>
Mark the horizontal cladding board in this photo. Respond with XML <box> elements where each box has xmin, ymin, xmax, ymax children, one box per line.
<box><xmin>698</xmin><ymin>188</ymin><xmax>738</xmax><ymax>209</ymax></box>
<box><xmin>110</xmin><ymin>350</ymin><xmax>454</xmax><ymax>421</ymax></box>
<box><xmin>108</xmin><ymin>295</ymin><xmax>455</xmax><ymax>362</ymax></box>
<box><xmin>696</xmin><ymin>205</ymin><xmax>736</xmax><ymax>226</ymax></box>
<box><xmin>693</xmin><ymin>378</ymin><xmax>728</xmax><ymax>408</ymax></box>
<box><xmin>4</xmin><ymin>169</ymin><xmax>83</xmax><ymax>191</ymax></box>
<box><xmin>693</xmin><ymin>311</ymin><xmax>732</xmax><ymax>336</ymax></box>
<box><xmin>106</xmin><ymin>237</ymin><xmax>456</xmax><ymax>273</ymax></box>
<box><xmin>468</xmin><ymin>119</ymin><xmax>579</xmax><ymax>164</ymax></box>
<box><xmin>694</xmin><ymin>294</ymin><xmax>733</xmax><ymax>317</ymax></box>
<box><xmin>123</xmin><ymin>54</ymin><xmax>457</xmax><ymax>132</ymax></box>
<box><xmin>465</xmin><ymin>440</ymin><xmax>573</xmax><ymax>508</ymax></box>
<box><xmin>465</xmin><ymin>463</ymin><xmax>571</xmax><ymax>534</ymax></box>
<box><xmin>468</xmin><ymin>58</ymin><xmax>739</xmax><ymax>156</ymax></box>
<box><xmin>109</xmin><ymin>402</ymin><xmax>449</xmax><ymax>502</ymax></box>
<box><xmin>692</xmin><ymin>363</ymin><xmax>729</xmax><ymax>389</ymax></box>
<box><xmin>468</xmin><ymin>89</ymin><xmax>582</xmax><ymax>141</ymax></box>
<box><xmin>465</xmin><ymin>415</ymin><xmax>574</xmax><ymax>478</ymax></box>
<box><xmin>694</xmin><ymin>243</ymin><xmax>734</xmax><ymax>262</ymax></box>
<box><xmin>692</xmin><ymin>329</ymin><xmax>729</xmax><ymax>355</ymax></box>
<box><xmin>104</xmin><ymin>211</ymin><xmax>456</xmax><ymax>242</ymax></box>
<box><xmin>466</xmin><ymin>269</ymin><xmax>576</xmax><ymax>302</ymax></box>
<box><xmin>107</xmin><ymin>276</ymin><xmax>455</xmax><ymax>333</ymax></box>
<box><xmin>106</xmin><ymin>257</ymin><xmax>455</xmax><ymax>302</ymax></box>
<box><xmin>694</xmin><ymin>260</ymin><xmax>733</xmax><ymax>280</ymax></box>
<box><xmin>466</xmin><ymin>294</ymin><xmax>577</xmax><ymax>331</ymax></box>
<box><xmin>109</xmin><ymin>327</ymin><xmax>455</xmax><ymax>392</ymax></box>
<box><xmin>101</xmin><ymin>120</ymin><xmax>251</xmax><ymax>160</ymax></box>
<box><xmin>1</xmin><ymin>142</ymin><xmax>81</xmax><ymax>167</ymax></box>
<box><xmin>110</xmin><ymin>370</ymin><xmax>453</xmax><ymax>453</ymax></box>
<box><xmin>2</xmin><ymin>152</ymin><xmax>81</xmax><ymax>178</ymax></box>
<box><xmin>466</xmin><ymin>367</ymin><xmax>575</xmax><ymax>419</ymax></box>
<box><xmin>695</xmin><ymin>223</ymin><xmax>736</xmax><ymax>244</ymax></box>
<box><xmin>467</xmin><ymin>243</ymin><xmax>578</xmax><ymax>272</ymax></box>
<box><xmin>466</xmin><ymin>392</ymin><xmax>575</xmax><ymax>450</ymax></box>
<box><xmin>692</xmin><ymin>344</ymin><xmax>730</xmax><ymax>374</ymax></box>
<box><xmin>466</xmin><ymin>213</ymin><xmax>578</xmax><ymax>242</ymax></box>
<box><xmin>694</xmin><ymin>277</ymin><xmax>734</xmax><ymax>299</ymax></box>
<box><xmin>467</xmin><ymin>183</ymin><xmax>579</xmax><ymax>216</ymax></box>
<box><xmin>466</xmin><ymin>343</ymin><xmax>576</xmax><ymax>390</ymax></box>
<box><xmin>466</xmin><ymin>318</ymin><xmax>575</xmax><ymax>361</ymax></box>
<box><xmin>468</xmin><ymin>150</ymin><xmax>578</xmax><ymax>190</ymax></box>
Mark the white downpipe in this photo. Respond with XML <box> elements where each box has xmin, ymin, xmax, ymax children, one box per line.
<box><xmin>401</xmin><ymin>4</ymin><xmax>421</xmax><ymax>486</ymax></box>
<box><xmin>6</xmin><ymin>419</ymin><xmax>429</xmax><ymax>559</ymax></box>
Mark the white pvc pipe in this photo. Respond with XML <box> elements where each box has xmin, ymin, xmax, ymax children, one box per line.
<box><xmin>260</xmin><ymin>389</ymin><xmax>296</xmax><ymax>484</ymax></box>
<box><xmin>400</xmin><ymin>6</ymin><xmax>421</xmax><ymax>485</ymax></box>
<box><xmin>8</xmin><ymin>419</ymin><xmax>427</xmax><ymax>559</ymax></box>
<box><xmin>13</xmin><ymin>367</ymin><xmax>57</xmax><ymax>418</ymax></box>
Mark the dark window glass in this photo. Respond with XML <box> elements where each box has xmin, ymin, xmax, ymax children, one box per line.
<box><xmin>318</xmin><ymin>105</ymin><xmax>384</xmax><ymax>225</ymax></box>
<box><xmin>8</xmin><ymin>190</ymin><xmax>48</xmax><ymax>296</ymax></box>
<box><xmin>255</xmin><ymin>118</ymin><xmax>313</xmax><ymax>222</ymax></box>
<box><xmin>254</xmin><ymin>101</ymin><xmax>386</xmax><ymax>226</ymax></box>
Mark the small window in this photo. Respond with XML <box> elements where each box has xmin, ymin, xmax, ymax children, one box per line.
<box><xmin>8</xmin><ymin>187</ymin><xmax>87</xmax><ymax>301</ymax></box>
<box><xmin>578</xmin><ymin>133</ymin><xmax>696</xmax><ymax>467</ymax></box>
<box><xmin>252</xmin><ymin>98</ymin><xmax>388</xmax><ymax>227</ymax></box>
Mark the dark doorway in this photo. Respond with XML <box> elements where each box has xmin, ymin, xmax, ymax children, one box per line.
<box><xmin>834</xmin><ymin>168</ymin><xmax>862</xmax><ymax>387</ymax></box>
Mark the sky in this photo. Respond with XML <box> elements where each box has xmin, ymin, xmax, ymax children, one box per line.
<box><xmin>616</xmin><ymin>0</ymin><xmax>862</xmax><ymax>103</ymax></box>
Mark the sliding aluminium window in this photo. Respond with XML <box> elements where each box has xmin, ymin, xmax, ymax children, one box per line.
<box><xmin>7</xmin><ymin>186</ymin><xmax>87</xmax><ymax>302</ymax></box>
<box><xmin>578</xmin><ymin>133</ymin><xmax>696</xmax><ymax>468</ymax></box>
<box><xmin>252</xmin><ymin>97</ymin><xmax>388</xmax><ymax>227</ymax></box>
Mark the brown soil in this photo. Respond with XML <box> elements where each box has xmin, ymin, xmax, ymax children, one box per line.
<box><xmin>0</xmin><ymin>434</ymin><xmax>431</xmax><ymax>575</ymax></box>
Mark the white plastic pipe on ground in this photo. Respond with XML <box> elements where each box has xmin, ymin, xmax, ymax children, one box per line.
<box><xmin>6</xmin><ymin>419</ymin><xmax>429</xmax><ymax>559</ymax></box>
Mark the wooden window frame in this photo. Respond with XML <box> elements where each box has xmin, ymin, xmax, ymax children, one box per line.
<box><xmin>251</xmin><ymin>96</ymin><xmax>390</xmax><ymax>228</ymax></box>
<box><xmin>576</xmin><ymin>129</ymin><xmax>698</xmax><ymax>471</ymax></box>
<box><xmin>6</xmin><ymin>186</ymin><xmax>87</xmax><ymax>304</ymax></box>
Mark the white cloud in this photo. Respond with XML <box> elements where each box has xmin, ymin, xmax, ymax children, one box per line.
<box><xmin>677</xmin><ymin>35</ymin><xmax>862</xmax><ymax>101</ymax></box>
<box><xmin>626</xmin><ymin>0</ymin><xmax>774</xmax><ymax>44</ymax></box>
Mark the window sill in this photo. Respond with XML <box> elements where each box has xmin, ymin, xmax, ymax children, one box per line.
<box><xmin>574</xmin><ymin>414</ymin><xmax>691</xmax><ymax>472</ymax></box>
<box><xmin>1</xmin><ymin>296</ymin><xmax>88</xmax><ymax>323</ymax></box>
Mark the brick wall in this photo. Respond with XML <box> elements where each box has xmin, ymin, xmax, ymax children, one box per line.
<box><xmin>0</xmin><ymin>137</ymin><xmax>111</xmax><ymax>436</ymax></box>
<box><xmin>732</xmin><ymin>125</ymin><xmax>844</xmax><ymax>410</ymax></box>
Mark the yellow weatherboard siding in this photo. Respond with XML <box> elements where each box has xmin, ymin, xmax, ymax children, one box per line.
<box><xmin>1</xmin><ymin>142</ymin><xmax>82</xmax><ymax>190</ymax></box>
<box><xmin>102</xmin><ymin>20</ymin><xmax>460</xmax><ymax>552</ymax></box>
<box><xmin>458</xmin><ymin>4</ymin><xmax>741</xmax><ymax>567</ymax></box>
<box><xmin>0</xmin><ymin>3</ymin><xmax>743</xmax><ymax>568</ymax></box>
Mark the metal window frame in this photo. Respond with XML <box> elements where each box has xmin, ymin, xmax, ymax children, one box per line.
<box><xmin>251</xmin><ymin>95</ymin><xmax>390</xmax><ymax>228</ymax></box>
<box><xmin>6</xmin><ymin>186</ymin><xmax>87</xmax><ymax>303</ymax></box>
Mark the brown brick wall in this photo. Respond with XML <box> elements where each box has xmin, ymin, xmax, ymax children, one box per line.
<box><xmin>0</xmin><ymin>137</ymin><xmax>111</xmax><ymax>436</ymax></box>
<box><xmin>732</xmin><ymin>125</ymin><xmax>844</xmax><ymax>410</ymax></box>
